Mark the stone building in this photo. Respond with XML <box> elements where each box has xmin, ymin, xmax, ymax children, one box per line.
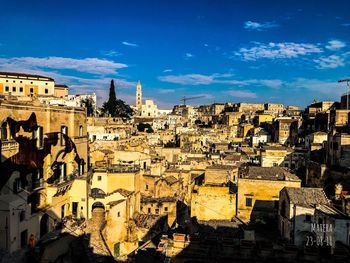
<box><xmin>237</xmin><ymin>166</ymin><xmax>301</xmax><ymax>222</ymax></box>
<box><xmin>0</xmin><ymin>71</ymin><xmax>55</xmax><ymax>97</ymax></box>
<box><xmin>0</xmin><ymin>97</ymin><xmax>89</xmax><ymax>253</ymax></box>
<box><xmin>279</xmin><ymin>187</ymin><xmax>330</xmax><ymax>246</ymax></box>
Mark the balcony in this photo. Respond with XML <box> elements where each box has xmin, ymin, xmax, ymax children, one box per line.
<box><xmin>1</xmin><ymin>139</ymin><xmax>19</xmax><ymax>152</ymax></box>
<box><xmin>93</xmin><ymin>164</ymin><xmax>140</xmax><ymax>173</ymax></box>
<box><xmin>73</xmin><ymin>135</ymin><xmax>88</xmax><ymax>144</ymax></box>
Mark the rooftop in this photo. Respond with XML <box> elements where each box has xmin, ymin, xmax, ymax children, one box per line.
<box><xmin>240</xmin><ymin>166</ymin><xmax>300</xmax><ymax>181</ymax></box>
<box><xmin>284</xmin><ymin>187</ymin><xmax>329</xmax><ymax>208</ymax></box>
<box><xmin>141</xmin><ymin>196</ymin><xmax>176</xmax><ymax>203</ymax></box>
<box><xmin>0</xmin><ymin>71</ymin><xmax>54</xmax><ymax>81</ymax></box>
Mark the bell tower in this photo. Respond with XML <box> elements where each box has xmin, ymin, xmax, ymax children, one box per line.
<box><xmin>136</xmin><ymin>80</ymin><xmax>142</xmax><ymax>115</ymax></box>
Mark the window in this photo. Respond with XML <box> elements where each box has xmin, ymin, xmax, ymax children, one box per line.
<box><xmin>44</xmin><ymin>88</ymin><xmax>48</xmax><ymax>94</ymax></box>
<box><xmin>78</xmin><ymin>160</ymin><xmax>85</xmax><ymax>176</ymax></box>
<box><xmin>79</xmin><ymin>125</ymin><xmax>83</xmax><ymax>136</ymax></box>
<box><xmin>72</xmin><ymin>202</ymin><xmax>78</xmax><ymax>217</ymax></box>
<box><xmin>5</xmin><ymin>86</ymin><xmax>9</xmax><ymax>92</ymax></box>
<box><xmin>246</xmin><ymin>197</ymin><xmax>252</xmax><ymax>207</ymax></box>
<box><xmin>13</xmin><ymin>87</ymin><xmax>17</xmax><ymax>92</ymax></box>
<box><xmin>117</xmin><ymin>211</ymin><xmax>120</xmax><ymax>217</ymax></box>
<box><xmin>61</xmin><ymin>126</ymin><xmax>67</xmax><ymax>146</ymax></box>
<box><xmin>19</xmin><ymin>211</ymin><xmax>26</xmax><ymax>222</ymax></box>
<box><xmin>145</xmin><ymin>184</ymin><xmax>148</xmax><ymax>190</ymax></box>
<box><xmin>273</xmin><ymin>162</ymin><xmax>278</xmax><ymax>167</ymax></box>
<box><xmin>97</xmin><ymin>176</ymin><xmax>102</xmax><ymax>181</ymax></box>
<box><xmin>59</xmin><ymin>163</ymin><xmax>67</xmax><ymax>182</ymax></box>
<box><xmin>5</xmin><ymin>80</ymin><xmax>8</xmax><ymax>82</ymax></box>
<box><xmin>13</xmin><ymin>80</ymin><xmax>15</xmax><ymax>83</ymax></box>
<box><xmin>305</xmin><ymin>214</ymin><xmax>311</xmax><ymax>222</ymax></box>
<box><xmin>20</xmin><ymin>81</ymin><xmax>22</xmax><ymax>83</ymax></box>
<box><xmin>45</xmin><ymin>83</ymin><xmax>48</xmax><ymax>85</ymax></box>
<box><xmin>19</xmin><ymin>87</ymin><xmax>23</xmax><ymax>92</ymax></box>
<box><xmin>155</xmin><ymin>208</ymin><xmax>159</xmax><ymax>215</ymax></box>
<box><xmin>148</xmin><ymin>208</ymin><xmax>151</xmax><ymax>214</ymax></box>
<box><xmin>164</xmin><ymin>207</ymin><xmax>168</xmax><ymax>212</ymax></box>
<box><xmin>13</xmin><ymin>178</ymin><xmax>23</xmax><ymax>194</ymax></box>
<box><xmin>1</xmin><ymin>122</ymin><xmax>8</xmax><ymax>140</ymax></box>
<box><xmin>61</xmin><ymin>204</ymin><xmax>65</xmax><ymax>219</ymax></box>
<box><xmin>30</xmin><ymin>88</ymin><xmax>34</xmax><ymax>94</ymax></box>
<box><xmin>30</xmin><ymin>82</ymin><xmax>33</xmax><ymax>84</ymax></box>
<box><xmin>33</xmin><ymin>126</ymin><xmax>43</xmax><ymax>149</ymax></box>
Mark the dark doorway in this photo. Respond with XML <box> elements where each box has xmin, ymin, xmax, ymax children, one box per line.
<box><xmin>40</xmin><ymin>214</ymin><xmax>49</xmax><ymax>238</ymax></box>
<box><xmin>72</xmin><ymin>202</ymin><xmax>78</xmax><ymax>218</ymax></box>
<box><xmin>20</xmin><ymin>230</ymin><xmax>28</xmax><ymax>248</ymax></box>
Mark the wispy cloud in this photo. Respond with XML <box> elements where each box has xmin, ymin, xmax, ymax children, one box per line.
<box><xmin>289</xmin><ymin>78</ymin><xmax>343</xmax><ymax>96</ymax></box>
<box><xmin>122</xmin><ymin>41</ymin><xmax>138</xmax><ymax>47</ymax></box>
<box><xmin>159</xmin><ymin>74</ymin><xmax>213</xmax><ymax>85</ymax></box>
<box><xmin>158</xmin><ymin>73</ymin><xmax>283</xmax><ymax>89</ymax></box>
<box><xmin>341</xmin><ymin>23</ymin><xmax>350</xmax><ymax>27</ymax></box>
<box><xmin>158</xmin><ymin>88</ymin><xmax>176</xmax><ymax>94</ymax></box>
<box><xmin>235</xmin><ymin>42</ymin><xmax>323</xmax><ymax>61</ymax></box>
<box><xmin>184</xmin><ymin>53</ymin><xmax>194</xmax><ymax>59</ymax></box>
<box><xmin>314</xmin><ymin>55</ymin><xmax>345</xmax><ymax>69</ymax></box>
<box><xmin>101</xmin><ymin>49</ymin><xmax>122</xmax><ymax>57</ymax></box>
<box><xmin>258</xmin><ymin>79</ymin><xmax>283</xmax><ymax>89</ymax></box>
<box><xmin>244</xmin><ymin>21</ymin><xmax>279</xmax><ymax>31</ymax></box>
<box><xmin>325</xmin><ymin>40</ymin><xmax>346</xmax><ymax>50</ymax></box>
<box><xmin>163</xmin><ymin>69</ymin><xmax>173</xmax><ymax>73</ymax></box>
<box><xmin>227</xmin><ymin>89</ymin><xmax>257</xmax><ymax>98</ymax></box>
<box><xmin>0</xmin><ymin>56</ymin><xmax>127</xmax><ymax>75</ymax></box>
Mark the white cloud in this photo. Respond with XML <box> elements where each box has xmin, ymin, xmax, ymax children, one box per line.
<box><xmin>101</xmin><ymin>49</ymin><xmax>122</xmax><ymax>57</ymax></box>
<box><xmin>236</xmin><ymin>42</ymin><xmax>323</xmax><ymax>61</ymax></box>
<box><xmin>227</xmin><ymin>90</ymin><xmax>257</xmax><ymax>98</ymax></box>
<box><xmin>158</xmin><ymin>73</ymin><xmax>283</xmax><ymax>89</ymax></box>
<box><xmin>244</xmin><ymin>21</ymin><xmax>279</xmax><ymax>31</ymax></box>
<box><xmin>158</xmin><ymin>88</ymin><xmax>176</xmax><ymax>94</ymax></box>
<box><xmin>163</xmin><ymin>69</ymin><xmax>173</xmax><ymax>73</ymax></box>
<box><xmin>0</xmin><ymin>56</ymin><xmax>127</xmax><ymax>75</ymax></box>
<box><xmin>325</xmin><ymin>40</ymin><xmax>346</xmax><ymax>50</ymax></box>
<box><xmin>159</xmin><ymin>74</ymin><xmax>214</xmax><ymax>85</ymax></box>
<box><xmin>314</xmin><ymin>55</ymin><xmax>345</xmax><ymax>69</ymax></box>
<box><xmin>185</xmin><ymin>53</ymin><xmax>194</xmax><ymax>59</ymax></box>
<box><xmin>122</xmin><ymin>41</ymin><xmax>138</xmax><ymax>47</ymax></box>
<box><xmin>342</xmin><ymin>23</ymin><xmax>350</xmax><ymax>27</ymax></box>
<box><xmin>290</xmin><ymin>78</ymin><xmax>343</xmax><ymax>96</ymax></box>
<box><xmin>258</xmin><ymin>79</ymin><xmax>283</xmax><ymax>89</ymax></box>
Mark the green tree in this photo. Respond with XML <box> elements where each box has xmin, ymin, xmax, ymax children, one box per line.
<box><xmin>137</xmin><ymin>123</ymin><xmax>154</xmax><ymax>133</ymax></box>
<box><xmin>102</xmin><ymin>80</ymin><xmax>134</xmax><ymax>118</ymax></box>
<box><xmin>81</xmin><ymin>97</ymin><xmax>95</xmax><ymax>117</ymax></box>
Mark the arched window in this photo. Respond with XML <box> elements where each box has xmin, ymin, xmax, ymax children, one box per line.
<box><xmin>79</xmin><ymin>125</ymin><xmax>83</xmax><ymax>137</ymax></box>
<box><xmin>1</xmin><ymin>122</ymin><xmax>8</xmax><ymax>140</ymax></box>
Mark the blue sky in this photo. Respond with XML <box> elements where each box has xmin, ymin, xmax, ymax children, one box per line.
<box><xmin>1</xmin><ymin>0</ymin><xmax>350</xmax><ymax>108</ymax></box>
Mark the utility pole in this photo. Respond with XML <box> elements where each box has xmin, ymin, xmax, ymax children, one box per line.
<box><xmin>338</xmin><ymin>79</ymin><xmax>350</xmax><ymax>110</ymax></box>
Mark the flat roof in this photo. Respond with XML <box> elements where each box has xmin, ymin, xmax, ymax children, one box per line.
<box><xmin>0</xmin><ymin>71</ymin><xmax>54</xmax><ymax>81</ymax></box>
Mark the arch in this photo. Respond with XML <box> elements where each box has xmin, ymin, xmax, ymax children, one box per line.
<box><xmin>91</xmin><ymin>188</ymin><xmax>106</xmax><ymax>198</ymax></box>
<box><xmin>92</xmin><ymin>202</ymin><xmax>105</xmax><ymax>210</ymax></box>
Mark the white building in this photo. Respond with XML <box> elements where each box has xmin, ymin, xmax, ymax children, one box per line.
<box><xmin>279</xmin><ymin>187</ymin><xmax>330</xmax><ymax>247</ymax></box>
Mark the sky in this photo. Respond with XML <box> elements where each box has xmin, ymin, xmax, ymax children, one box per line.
<box><xmin>0</xmin><ymin>0</ymin><xmax>350</xmax><ymax>108</ymax></box>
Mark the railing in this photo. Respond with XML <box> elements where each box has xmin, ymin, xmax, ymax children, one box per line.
<box><xmin>93</xmin><ymin>165</ymin><xmax>140</xmax><ymax>173</ymax></box>
<box><xmin>1</xmin><ymin>140</ymin><xmax>19</xmax><ymax>152</ymax></box>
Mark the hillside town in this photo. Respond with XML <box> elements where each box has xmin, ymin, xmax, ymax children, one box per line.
<box><xmin>0</xmin><ymin>71</ymin><xmax>350</xmax><ymax>263</ymax></box>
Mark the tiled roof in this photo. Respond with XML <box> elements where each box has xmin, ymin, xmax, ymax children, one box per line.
<box><xmin>0</xmin><ymin>71</ymin><xmax>54</xmax><ymax>81</ymax></box>
<box><xmin>240</xmin><ymin>166</ymin><xmax>300</xmax><ymax>181</ymax></box>
<box><xmin>284</xmin><ymin>187</ymin><xmax>329</xmax><ymax>207</ymax></box>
